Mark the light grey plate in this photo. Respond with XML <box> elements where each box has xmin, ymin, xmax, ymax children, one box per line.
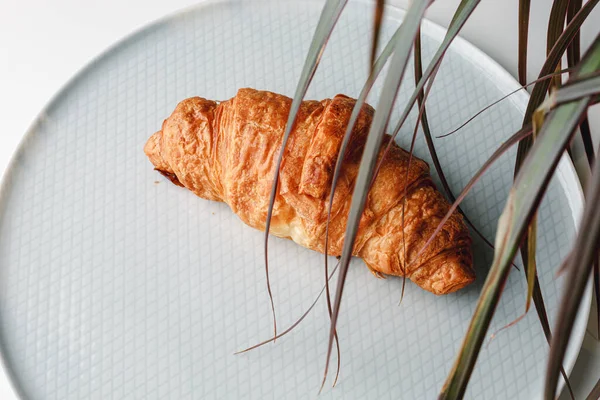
<box><xmin>0</xmin><ymin>0</ymin><xmax>590</xmax><ymax>399</ymax></box>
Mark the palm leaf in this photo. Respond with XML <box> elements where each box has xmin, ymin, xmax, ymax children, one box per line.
<box><xmin>263</xmin><ymin>0</ymin><xmax>347</xmax><ymax>340</ymax></box>
<box><xmin>544</xmin><ymin>36</ymin><xmax>600</xmax><ymax>399</ymax></box>
<box><xmin>441</xmin><ymin>35</ymin><xmax>600</xmax><ymax>399</ymax></box>
<box><xmin>518</xmin><ymin>101</ymin><xmax>543</xmax><ymax>325</ymax></box>
<box><xmin>320</xmin><ymin>0</ymin><xmax>432</xmax><ymax>390</ymax></box>
<box><xmin>436</xmin><ymin>112</ymin><xmax>570</xmax><ymax>395</ymax></box>
<box><xmin>512</xmin><ymin>5</ymin><xmax>597</xmax><ymax>370</ymax></box>
<box><xmin>441</xmin><ymin>103</ymin><xmax>588</xmax><ymax>399</ymax></box>
<box><xmin>514</xmin><ymin>0</ymin><xmax>593</xmax><ymax>373</ymax></box>
<box><xmin>515</xmin><ymin>0</ymin><xmax>599</xmax><ymax>172</ymax></box>
<box><xmin>430</xmin><ymin>68</ymin><xmax>571</xmax><ymax>349</ymax></box>
<box><xmin>546</xmin><ymin>140</ymin><xmax>600</xmax><ymax>398</ymax></box>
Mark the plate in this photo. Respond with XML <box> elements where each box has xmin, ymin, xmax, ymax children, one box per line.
<box><xmin>0</xmin><ymin>0</ymin><xmax>590</xmax><ymax>398</ymax></box>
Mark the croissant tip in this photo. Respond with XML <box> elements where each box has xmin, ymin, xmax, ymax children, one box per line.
<box><xmin>422</xmin><ymin>246</ymin><xmax>474</xmax><ymax>295</ymax></box>
<box><xmin>144</xmin><ymin>130</ymin><xmax>162</xmax><ymax>160</ymax></box>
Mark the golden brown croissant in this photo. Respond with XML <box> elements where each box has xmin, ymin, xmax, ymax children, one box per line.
<box><xmin>144</xmin><ymin>88</ymin><xmax>474</xmax><ymax>294</ymax></box>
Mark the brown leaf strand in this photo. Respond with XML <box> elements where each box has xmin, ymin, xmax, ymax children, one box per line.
<box><xmin>438</xmin><ymin>68</ymin><xmax>573</xmax><ymax>139</ymax></box>
<box><xmin>370</xmin><ymin>0</ymin><xmax>385</xmax><ymax>71</ymax></box>
<box><xmin>518</xmin><ymin>0</ymin><xmax>531</xmax><ymax>85</ymax></box>
<box><xmin>546</xmin><ymin>0</ymin><xmax>569</xmax><ymax>89</ymax></box>
<box><xmin>235</xmin><ymin>260</ymin><xmax>340</xmax><ymax>354</ymax></box>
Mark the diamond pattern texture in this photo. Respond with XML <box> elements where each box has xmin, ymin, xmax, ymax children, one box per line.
<box><xmin>0</xmin><ymin>1</ymin><xmax>587</xmax><ymax>399</ymax></box>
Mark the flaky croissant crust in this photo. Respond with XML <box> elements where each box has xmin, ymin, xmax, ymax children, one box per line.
<box><xmin>145</xmin><ymin>88</ymin><xmax>474</xmax><ymax>295</ymax></box>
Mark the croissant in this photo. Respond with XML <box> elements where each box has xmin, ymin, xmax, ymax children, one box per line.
<box><xmin>144</xmin><ymin>88</ymin><xmax>474</xmax><ymax>295</ymax></box>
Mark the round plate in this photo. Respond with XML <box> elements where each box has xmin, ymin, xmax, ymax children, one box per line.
<box><xmin>0</xmin><ymin>0</ymin><xmax>590</xmax><ymax>399</ymax></box>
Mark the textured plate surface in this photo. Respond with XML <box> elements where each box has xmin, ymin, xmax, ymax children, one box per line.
<box><xmin>0</xmin><ymin>0</ymin><xmax>590</xmax><ymax>399</ymax></box>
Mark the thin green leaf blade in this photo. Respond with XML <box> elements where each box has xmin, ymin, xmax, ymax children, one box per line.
<box><xmin>264</xmin><ymin>0</ymin><xmax>347</xmax><ymax>340</ymax></box>
<box><xmin>324</xmin><ymin>5</ymin><xmax>404</xmax><ymax>264</ymax></box>
<box><xmin>586</xmin><ymin>375</ymin><xmax>600</xmax><ymax>400</ymax></box>
<box><xmin>521</xmin><ymin>229</ymin><xmax>575</xmax><ymax>399</ymax></box>
<box><xmin>555</xmin><ymin>74</ymin><xmax>600</xmax><ymax>104</ymax></box>
<box><xmin>324</xmin><ymin>2</ymin><xmax>437</xmax><ymax>321</ymax></box>
<box><xmin>546</xmin><ymin>139</ymin><xmax>600</xmax><ymax>399</ymax></box>
<box><xmin>594</xmin><ymin>259</ymin><xmax>600</xmax><ymax>339</ymax></box>
<box><xmin>318</xmin><ymin>15</ymin><xmax>414</xmax><ymax>385</ymax></box>
<box><xmin>375</xmin><ymin>0</ymin><xmax>483</xmax><ymax>268</ymax></box>
<box><xmin>446</xmin><ymin>37</ymin><xmax>600</xmax><ymax>394</ymax></box>
<box><xmin>321</xmin><ymin>14</ymin><xmax>407</xmax><ymax>385</ymax></box>
<box><xmin>441</xmin><ymin>39</ymin><xmax>597</xmax><ymax>395</ymax></box>
<box><xmin>321</xmin><ymin>0</ymin><xmax>431</xmax><ymax>389</ymax></box>
<box><xmin>566</xmin><ymin>0</ymin><xmax>594</xmax><ymax>167</ymax></box>
<box><xmin>519</xmin><ymin>115</ymin><xmax>575</xmax><ymax>398</ymax></box>
<box><xmin>528</xmin><ymin>268</ymin><xmax>575</xmax><ymax>399</ymax></box>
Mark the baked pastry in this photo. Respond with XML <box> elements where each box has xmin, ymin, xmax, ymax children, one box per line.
<box><xmin>144</xmin><ymin>88</ymin><xmax>474</xmax><ymax>294</ymax></box>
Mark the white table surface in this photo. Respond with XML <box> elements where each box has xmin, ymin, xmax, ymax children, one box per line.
<box><xmin>1</xmin><ymin>0</ymin><xmax>599</xmax><ymax>399</ymax></box>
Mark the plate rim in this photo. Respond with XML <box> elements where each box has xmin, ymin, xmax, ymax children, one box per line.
<box><xmin>0</xmin><ymin>0</ymin><xmax>590</xmax><ymax>398</ymax></box>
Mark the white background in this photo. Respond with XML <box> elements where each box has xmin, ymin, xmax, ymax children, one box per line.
<box><xmin>0</xmin><ymin>0</ymin><xmax>599</xmax><ymax>398</ymax></box>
